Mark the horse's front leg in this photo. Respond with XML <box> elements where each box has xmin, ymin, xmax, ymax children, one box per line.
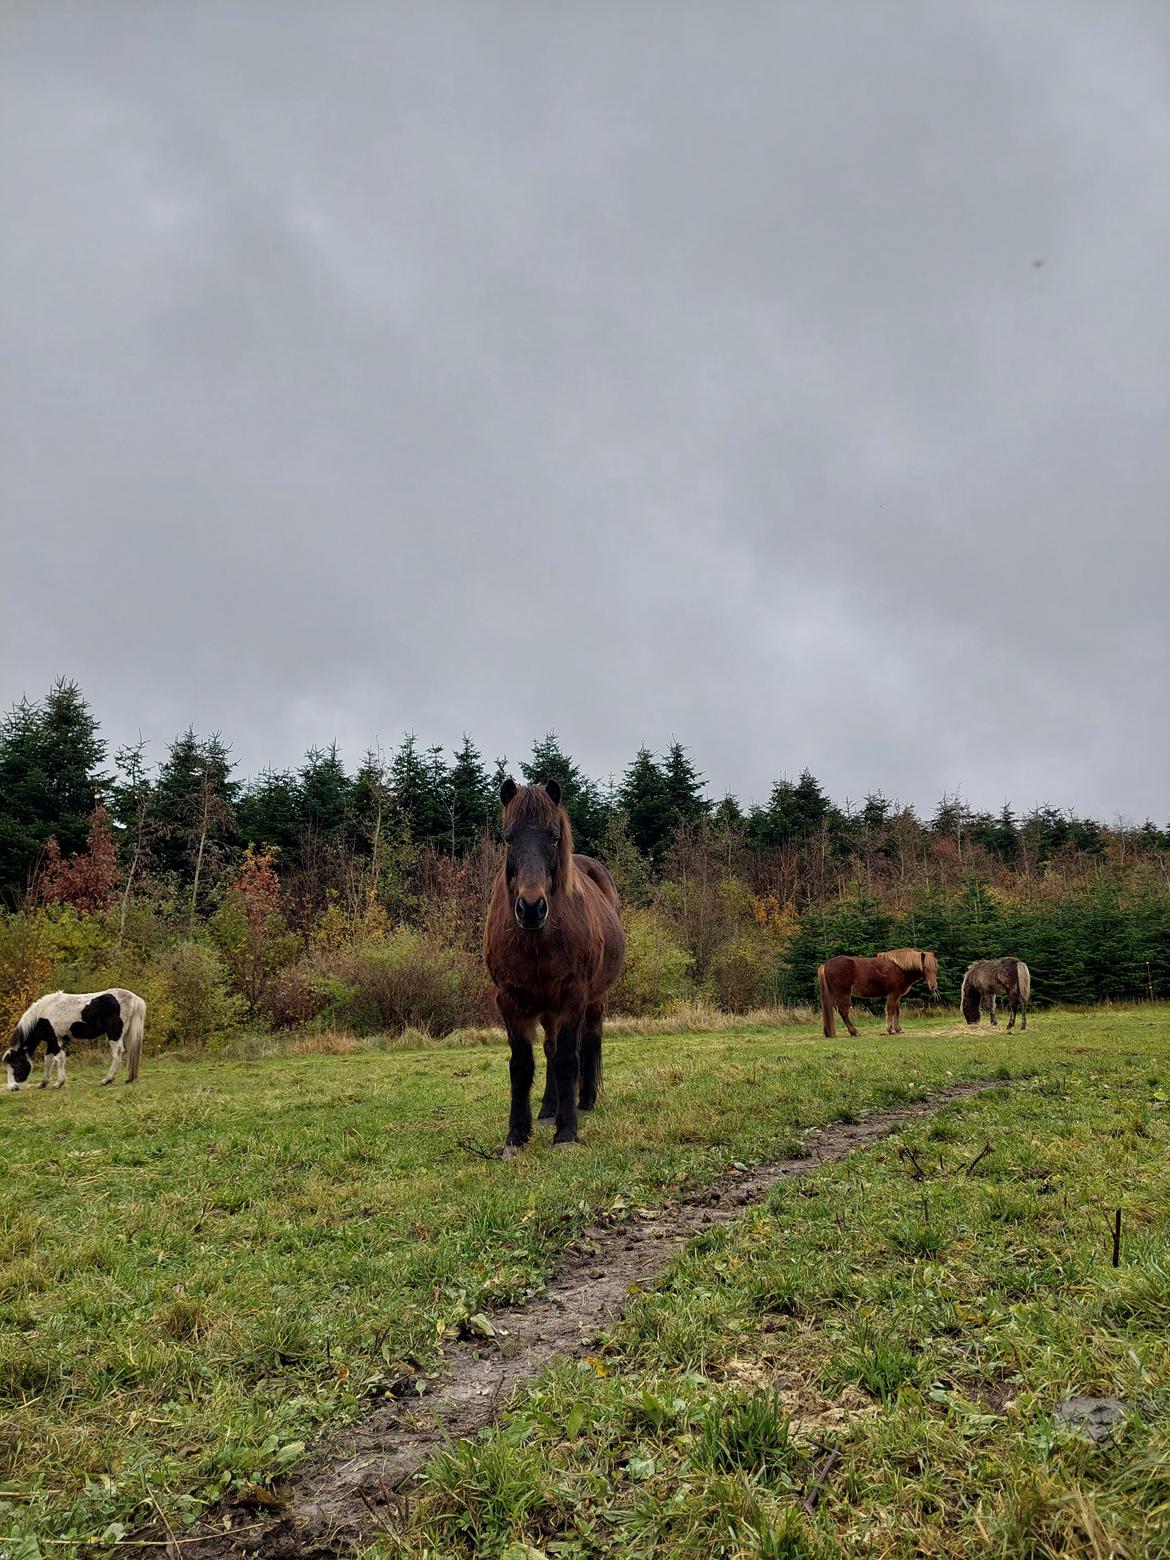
<box><xmin>498</xmin><ymin>998</ymin><xmax>538</xmax><ymax>1157</ymax></box>
<box><xmin>39</xmin><ymin>1050</ymin><xmax>52</xmax><ymax>1089</ymax></box>
<box><xmin>536</xmin><ymin>1024</ymin><xmax>557</xmax><ymax>1120</ymax></box>
<box><xmin>551</xmin><ymin>1006</ymin><xmax>585</xmax><ymax>1146</ymax></box>
<box><xmin>989</xmin><ymin>995</ymin><xmax>998</xmax><ymax>1028</ymax></box>
<box><xmin>886</xmin><ymin>994</ymin><xmax>902</xmax><ymax>1035</ymax></box>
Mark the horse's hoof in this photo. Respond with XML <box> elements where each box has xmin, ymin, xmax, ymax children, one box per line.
<box><xmin>578</xmin><ymin>1098</ymin><xmax>596</xmax><ymax>1112</ymax></box>
<box><xmin>536</xmin><ymin>1110</ymin><xmax>556</xmax><ymax>1122</ymax></box>
<box><xmin>100</xmin><ymin>1079</ymin><xmax>113</xmax><ymax>1087</ymax></box>
<box><xmin>553</xmin><ymin>1134</ymin><xmax>580</xmax><ymax>1148</ymax></box>
<box><xmin>502</xmin><ymin>1141</ymin><xmax>525</xmax><ymax>1160</ymax></box>
<box><xmin>37</xmin><ymin>1081</ymin><xmax>48</xmax><ymax>1089</ymax></box>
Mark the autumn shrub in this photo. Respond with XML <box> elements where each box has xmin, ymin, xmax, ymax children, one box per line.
<box><xmin>257</xmin><ymin>962</ymin><xmax>328</xmax><ymax>1029</ymax></box>
<box><xmin>157</xmin><ymin>940</ymin><xmax>242</xmax><ymax>1048</ymax></box>
<box><xmin>320</xmin><ymin>928</ymin><xmax>494</xmax><ymax>1036</ymax></box>
<box><xmin>704</xmin><ymin>933</ymin><xmax>783</xmax><ymax>1011</ymax></box>
<box><xmin>209</xmin><ymin>847</ymin><xmax>299</xmax><ymax>1018</ymax></box>
<box><xmin>608</xmin><ymin>907</ymin><xmax>694</xmax><ymax>1016</ymax></box>
<box><xmin>0</xmin><ymin>914</ymin><xmax>56</xmax><ymax>1035</ymax></box>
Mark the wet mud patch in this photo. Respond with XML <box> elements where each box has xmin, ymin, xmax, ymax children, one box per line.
<box><xmin>141</xmin><ymin>1081</ymin><xmax>1008</xmax><ymax>1559</ymax></box>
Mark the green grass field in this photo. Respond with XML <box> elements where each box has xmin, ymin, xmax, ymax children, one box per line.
<box><xmin>2</xmin><ymin>1008</ymin><xmax>1167</xmax><ymax>1557</ymax></box>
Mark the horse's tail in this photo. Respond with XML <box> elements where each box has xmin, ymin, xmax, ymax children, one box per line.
<box><xmin>1016</xmin><ymin>962</ymin><xmax>1031</xmax><ymax>1005</ymax></box>
<box><xmin>818</xmin><ymin>964</ymin><xmax>836</xmax><ymax>1038</ymax></box>
<box><xmin>124</xmin><ymin>993</ymin><xmax>146</xmax><ymax>1082</ymax></box>
<box><xmin>960</xmin><ymin>966</ymin><xmax>971</xmax><ymax>1013</ymax></box>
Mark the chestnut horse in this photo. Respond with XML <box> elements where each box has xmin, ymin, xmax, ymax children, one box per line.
<box><xmin>818</xmin><ymin>948</ymin><xmax>938</xmax><ymax>1037</ymax></box>
<box><xmin>483</xmin><ymin>778</ymin><xmax>625</xmax><ymax>1155</ymax></box>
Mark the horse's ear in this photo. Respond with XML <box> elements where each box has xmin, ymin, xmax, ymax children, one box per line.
<box><xmin>542</xmin><ymin>778</ymin><xmax>562</xmax><ymax>805</ymax></box>
<box><xmin>499</xmin><ymin>777</ymin><xmax>518</xmax><ymax>805</ymax></box>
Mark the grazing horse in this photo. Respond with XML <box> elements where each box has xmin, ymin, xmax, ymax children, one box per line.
<box><xmin>483</xmin><ymin>778</ymin><xmax>625</xmax><ymax>1155</ymax></box>
<box><xmin>818</xmin><ymin>949</ymin><xmax>938</xmax><ymax>1038</ymax></box>
<box><xmin>4</xmin><ymin>989</ymin><xmax>146</xmax><ymax>1091</ymax></box>
<box><xmin>961</xmin><ymin>958</ymin><xmax>1031</xmax><ymax>1031</ymax></box>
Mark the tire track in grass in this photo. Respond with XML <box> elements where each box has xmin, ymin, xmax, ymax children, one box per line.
<box><xmin>151</xmin><ymin>1080</ymin><xmax>1011</xmax><ymax>1559</ymax></box>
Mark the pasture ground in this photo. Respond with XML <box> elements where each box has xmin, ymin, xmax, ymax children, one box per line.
<box><xmin>1</xmin><ymin>1008</ymin><xmax>1167</xmax><ymax>1558</ymax></box>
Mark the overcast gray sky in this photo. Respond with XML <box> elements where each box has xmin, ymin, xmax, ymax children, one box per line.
<box><xmin>2</xmin><ymin>2</ymin><xmax>1168</xmax><ymax>821</ymax></box>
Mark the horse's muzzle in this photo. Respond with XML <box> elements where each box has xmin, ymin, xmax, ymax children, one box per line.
<box><xmin>515</xmin><ymin>895</ymin><xmax>549</xmax><ymax>931</ymax></box>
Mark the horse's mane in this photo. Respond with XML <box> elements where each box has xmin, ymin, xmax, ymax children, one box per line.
<box><xmin>879</xmin><ymin>948</ymin><xmax>932</xmax><ymax>975</ymax></box>
<box><xmin>14</xmin><ymin>990</ymin><xmax>67</xmax><ymax>1038</ymax></box>
<box><xmin>502</xmin><ymin>784</ymin><xmax>580</xmax><ymax>897</ymax></box>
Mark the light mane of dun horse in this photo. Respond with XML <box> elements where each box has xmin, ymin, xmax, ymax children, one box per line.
<box><xmin>483</xmin><ymin>778</ymin><xmax>625</xmax><ymax>1155</ymax></box>
<box><xmin>818</xmin><ymin>949</ymin><xmax>938</xmax><ymax>1038</ymax></box>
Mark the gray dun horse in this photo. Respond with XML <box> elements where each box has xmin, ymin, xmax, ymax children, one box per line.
<box><xmin>4</xmin><ymin>989</ymin><xmax>146</xmax><ymax>1091</ymax></box>
<box><xmin>960</xmin><ymin>959</ymin><xmax>1031</xmax><ymax>1031</ymax></box>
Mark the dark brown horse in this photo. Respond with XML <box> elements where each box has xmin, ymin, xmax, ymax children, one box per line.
<box><xmin>961</xmin><ymin>958</ymin><xmax>1031</xmax><ymax>1031</ymax></box>
<box><xmin>483</xmin><ymin>778</ymin><xmax>625</xmax><ymax>1155</ymax></box>
<box><xmin>818</xmin><ymin>949</ymin><xmax>938</xmax><ymax>1037</ymax></box>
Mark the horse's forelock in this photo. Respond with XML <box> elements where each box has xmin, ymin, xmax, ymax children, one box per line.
<box><xmin>503</xmin><ymin>785</ymin><xmax>579</xmax><ymax>895</ymax></box>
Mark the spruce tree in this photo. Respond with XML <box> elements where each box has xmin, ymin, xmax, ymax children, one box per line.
<box><xmin>617</xmin><ymin>747</ymin><xmax>671</xmax><ymax>861</ymax></box>
<box><xmin>448</xmin><ymin>735</ymin><xmax>494</xmax><ymax>853</ymax></box>
<box><xmin>751</xmin><ymin>768</ymin><xmax>834</xmax><ymax>847</ymax></box>
<box><xmin>149</xmin><ymin>730</ymin><xmax>239</xmax><ymax>902</ymax></box>
<box><xmin>661</xmin><ymin>741</ymin><xmax>710</xmax><ymax>843</ymax></box>
<box><xmin>298</xmin><ymin>744</ymin><xmax>352</xmax><ymax>842</ymax></box>
<box><xmin>389</xmin><ymin>735</ymin><xmax>450</xmax><ymax>846</ymax></box>
<box><xmin>237</xmin><ymin>768</ymin><xmax>303</xmax><ymax>856</ymax></box>
<box><xmin>0</xmin><ymin>679</ymin><xmax>106</xmax><ymax>901</ymax></box>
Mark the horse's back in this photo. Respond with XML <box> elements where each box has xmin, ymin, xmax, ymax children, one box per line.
<box><xmin>574</xmin><ymin>853</ymin><xmax>620</xmax><ymax>910</ymax></box>
<box><xmin>824</xmin><ymin>953</ymin><xmax>902</xmax><ymax>997</ymax></box>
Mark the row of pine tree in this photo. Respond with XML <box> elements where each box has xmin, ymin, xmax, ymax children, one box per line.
<box><xmin>2</xmin><ymin>678</ymin><xmax>1167</xmax><ymax>908</ymax></box>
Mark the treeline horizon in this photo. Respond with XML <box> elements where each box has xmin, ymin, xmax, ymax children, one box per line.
<box><xmin>4</xmin><ymin>678</ymin><xmax>1168</xmax><ymax>908</ymax></box>
<box><xmin>2</xmin><ymin>678</ymin><xmax>1168</xmax><ymax>1045</ymax></box>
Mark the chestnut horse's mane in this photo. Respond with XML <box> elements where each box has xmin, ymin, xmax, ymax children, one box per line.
<box><xmin>879</xmin><ymin>948</ymin><xmax>936</xmax><ymax>978</ymax></box>
<box><xmin>502</xmin><ymin>783</ymin><xmax>581</xmax><ymax>897</ymax></box>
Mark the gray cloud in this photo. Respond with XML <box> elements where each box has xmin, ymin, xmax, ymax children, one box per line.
<box><xmin>3</xmin><ymin>1</ymin><xmax>1168</xmax><ymax>819</ymax></box>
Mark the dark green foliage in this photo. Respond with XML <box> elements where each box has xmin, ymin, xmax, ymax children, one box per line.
<box><xmin>662</xmin><ymin>741</ymin><xmax>710</xmax><ymax>828</ymax></box>
<box><xmin>147</xmin><ymin>729</ymin><xmax>239</xmax><ymax>895</ymax></box>
<box><xmin>236</xmin><ymin>767</ymin><xmax>304</xmax><ymax>856</ymax></box>
<box><xmin>389</xmin><ymin>733</ymin><xmax>451</xmax><ymax>847</ymax></box>
<box><xmin>712</xmin><ymin>791</ymin><xmax>745</xmax><ymax>831</ymax></box>
<box><xmin>749</xmin><ymin>769</ymin><xmax>845</xmax><ymax>850</ymax></box>
<box><xmin>447</xmin><ymin>735</ymin><xmax>494</xmax><ymax>853</ymax></box>
<box><xmin>618</xmin><ymin>746</ymin><xmax>673</xmax><ymax>860</ymax></box>
<box><xmin>297</xmin><ymin>744</ymin><xmax>351</xmax><ymax>841</ymax></box>
<box><xmin>0</xmin><ymin>679</ymin><xmax>106</xmax><ymax>902</ymax></box>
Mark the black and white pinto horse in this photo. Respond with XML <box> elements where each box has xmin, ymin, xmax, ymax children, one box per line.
<box><xmin>960</xmin><ymin>959</ymin><xmax>1031</xmax><ymax>1032</ymax></box>
<box><xmin>4</xmin><ymin>989</ymin><xmax>146</xmax><ymax>1091</ymax></box>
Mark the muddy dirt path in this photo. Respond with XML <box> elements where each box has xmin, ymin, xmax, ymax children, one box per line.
<box><xmin>154</xmin><ymin>1081</ymin><xmax>1007</xmax><ymax>1559</ymax></box>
